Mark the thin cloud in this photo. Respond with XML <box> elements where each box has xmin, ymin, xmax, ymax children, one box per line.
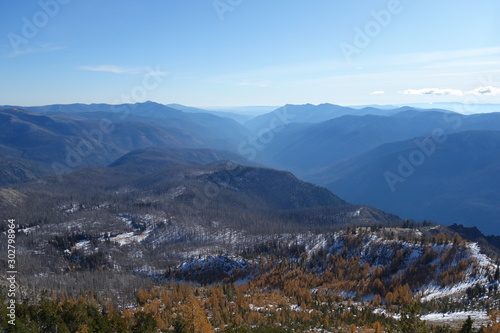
<box><xmin>403</xmin><ymin>88</ymin><xmax>463</xmax><ymax>96</ymax></box>
<box><xmin>9</xmin><ymin>43</ymin><xmax>63</xmax><ymax>58</ymax></box>
<box><xmin>370</xmin><ymin>91</ymin><xmax>385</xmax><ymax>95</ymax></box>
<box><xmin>466</xmin><ymin>86</ymin><xmax>500</xmax><ymax>96</ymax></box>
<box><xmin>403</xmin><ymin>86</ymin><xmax>500</xmax><ymax>97</ymax></box>
<box><xmin>78</xmin><ymin>65</ymin><xmax>141</xmax><ymax>74</ymax></box>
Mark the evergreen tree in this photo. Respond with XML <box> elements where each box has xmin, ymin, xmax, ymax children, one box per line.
<box><xmin>132</xmin><ymin>311</ymin><xmax>157</xmax><ymax>333</ymax></box>
<box><xmin>459</xmin><ymin>316</ymin><xmax>474</xmax><ymax>333</ymax></box>
<box><xmin>173</xmin><ymin>317</ymin><xmax>188</xmax><ymax>333</ymax></box>
<box><xmin>400</xmin><ymin>303</ymin><xmax>426</xmax><ymax>333</ymax></box>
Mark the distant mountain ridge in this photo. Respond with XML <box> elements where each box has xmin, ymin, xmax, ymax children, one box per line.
<box><xmin>252</xmin><ymin>110</ymin><xmax>500</xmax><ymax>175</ymax></box>
<box><xmin>108</xmin><ymin>146</ymin><xmax>253</xmax><ymax>175</ymax></box>
<box><xmin>0</xmin><ymin>107</ymin><xmax>199</xmax><ymax>171</ymax></box>
<box><xmin>1</xmin><ymin>101</ymin><xmax>258</xmax><ymax>124</ymax></box>
<box><xmin>315</xmin><ymin>130</ymin><xmax>500</xmax><ymax>235</ymax></box>
<box><xmin>251</xmin><ymin>111</ymin><xmax>463</xmax><ymax>173</ymax></box>
<box><xmin>0</xmin><ymin>103</ymin><xmax>251</xmax><ymax>185</ymax></box>
<box><xmin>243</xmin><ymin>103</ymin><xmax>454</xmax><ymax>132</ymax></box>
<box><xmin>166</xmin><ymin>103</ymin><xmax>254</xmax><ymax>123</ymax></box>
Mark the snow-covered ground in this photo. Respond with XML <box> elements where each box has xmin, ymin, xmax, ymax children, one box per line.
<box><xmin>19</xmin><ymin>225</ymin><xmax>39</xmax><ymax>234</ymax></box>
<box><xmin>64</xmin><ymin>217</ymin><xmax>496</xmax><ymax>309</ymax></box>
<box><xmin>421</xmin><ymin>278</ymin><xmax>488</xmax><ymax>302</ymax></box>
<box><xmin>422</xmin><ymin>311</ymin><xmax>490</xmax><ymax>328</ymax></box>
<box><xmin>72</xmin><ymin>214</ymin><xmax>155</xmax><ymax>250</ymax></box>
<box><xmin>421</xmin><ymin>242</ymin><xmax>495</xmax><ymax>301</ymax></box>
<box><xmin>108</xmin><ymin>229</ymin><xmax>152</xmax><ymax>246</ymax></box>
<box><xmin>373</xmin><ymin>309</ymin><xmax>490</xmax><ymax>328</ymax></box>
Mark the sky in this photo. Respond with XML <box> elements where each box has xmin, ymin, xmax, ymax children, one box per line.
<box><xmin>1</xmin><ymin>0</ymin><xmax>500</xmax><ymax>107</ymax></box>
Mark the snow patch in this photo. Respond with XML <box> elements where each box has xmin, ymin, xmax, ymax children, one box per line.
<box><xmin>422</xmin><ymin>311</ymin><xmax>489</xmax><ymax>328</ymax></box>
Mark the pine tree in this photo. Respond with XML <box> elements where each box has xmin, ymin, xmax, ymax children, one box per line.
<box><xmin>132</xmin><ymin>311</ymin><xmax>157</xmax><ymax>333</ymax></box>
<box><xmin>173</xmin><ymin>317</ymin><xmax>188</xmax><ymax>333</ymax></box>
<box><xmin>459</xmin><ymin>316</ymin><xmax>474</xmax><ymax>333</ymax></box>
<box><xmin>400</xmin><ymin>303</ymin><xmax>426</xmax><ymax>333</ymax></box>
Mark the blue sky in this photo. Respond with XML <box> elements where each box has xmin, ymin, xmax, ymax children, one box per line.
<box><xmin>1</xmin><ymin>0</ymin><xmax>499</xmax><ymax>107</ymax></box>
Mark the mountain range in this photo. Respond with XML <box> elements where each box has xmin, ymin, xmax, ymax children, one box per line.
<box><xmin>315</xmin><ymin>130</ymin><xmax>500</xmax><ymax>235</ymax></box>
<box><xmin>1</xmin><ymin>101</ymin><xmax>500</xmax><ymax>237</ymax></box>
<box><xmin>252</xmin><ymin>109</ymin><xmax>500</xmax><ymax>175</ymax></box>
<box><xmin>240</xmin><ymin>105</ymin><xmax>500</xmax><ymax>235</ymax></box>
<box><xmin>2</xmin><ymin>101</ymin><xmax>500</xmax><ymax>331</ymax></box>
